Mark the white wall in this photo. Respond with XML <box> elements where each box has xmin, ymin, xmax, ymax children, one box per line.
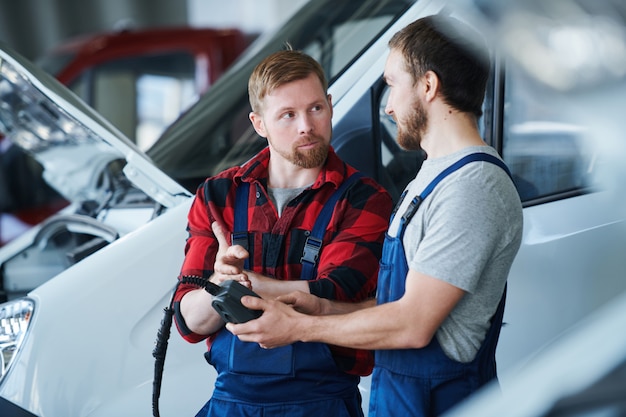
<box><xmin>187</xmin><ymin>0</ymin><xmax>309</xmax><ymax>33</ymax></box>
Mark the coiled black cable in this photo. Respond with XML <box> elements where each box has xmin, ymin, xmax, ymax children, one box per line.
<box><xmin>152</xmin><ymin>276</ymin><xmax>209</xmax><ymax>417</ymax></box>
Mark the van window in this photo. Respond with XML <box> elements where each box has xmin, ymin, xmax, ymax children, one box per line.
<box><xmin>68</xmin><ymin>52</ymin><xmax>197</xmax><ymax>150</ymax></box>
<box><xmin>303</xmin><ymin>15</ymin><xmax>396</xmax><ymax>79</ymax></box>
<box><xmin>502</xmin><ymin>65</ymin><xmax>594</xmax><ymax>203</ymax></box>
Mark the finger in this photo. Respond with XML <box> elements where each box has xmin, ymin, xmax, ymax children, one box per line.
<box><xmin>238</xmin><ymin>278</ymin><xmax>253</xmax><ymax>290</ymax></box>
<box><xmin>225</xmin><ymin>245</ymin><xmax>249</xmax><ymax>261</ymax></box>
<box><xmin>213</xmin><ymin>260</ymin><xmax>244</xmax><ymax>275</ymax></box>
<box><xmin>276</xmin><ymin>292</ymin><xmax>299</xmax><ymax>305</ymax></box>
<box><xmin>225</xmin><ymin>320</ymin><xmax>254</xmax><ymax>335</ymax></box>
<box><xmin>212</xmin><ymin>273</ymin><xmax>249</xmax><ymax>285</ymax></box>
<box><xmin>215</xmin><ymin>260</ymin><xmax>244</xmax><ymax>275</ymax></box>
<box><xmin>232</xmin><ymin>272</ymin><xmax>251</xmax><ymax>286</ymax></box>
<box><xmin>211</xmin><ymin>221</ymin><xmax>230</xmax><ymax>248</ymax></box>
<box><xmin>240</xmin><ymin>295</ymin><xmax>265</xmax><ymax>310</ymax></box>
<box><xmin>225</xmin><ymin>322</ymin><xmax>264</xmax><ymax>344</ymax></box>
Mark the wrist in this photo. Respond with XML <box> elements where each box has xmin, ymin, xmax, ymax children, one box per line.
<box><xmin>298</xmin><ymin>313</ymin><xmax>319</xmax><ymax>343</ymax></box>
<box><xmin>319</xmin><ymin>297</ymin><xmax>334</xmax><ymax>315</ymax></box>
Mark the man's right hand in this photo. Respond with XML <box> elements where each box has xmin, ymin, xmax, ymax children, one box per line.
<box><xmin>211</xmin><ymin>221</ymin><xmax>251</xmax><ymax>289</ymax></box>
<box><xmin>278</xmin><ymin>291</ymin><xmax>376</xmax><ymax>316</ymax></box>
<box><xmin>277</xmin><ymin>291</ymin><xmax>328</xmax><ymax>315</ymax></box>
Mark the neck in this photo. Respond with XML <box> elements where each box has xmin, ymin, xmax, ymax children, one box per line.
<box><xmin>421</xmin><ymin>107</ymin><xmax>486</xmax><ymax>159</ymax></box>
<box><xmin>267</xmin><ymin>159</ymin><xmax>321</xmax><ymax>188</ymax></box>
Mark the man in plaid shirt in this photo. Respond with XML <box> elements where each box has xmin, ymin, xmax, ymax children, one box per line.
<box><xmin>173</xmin><ymin>49</ymin><xmax>392</xmax><ymax>417</ymax></box>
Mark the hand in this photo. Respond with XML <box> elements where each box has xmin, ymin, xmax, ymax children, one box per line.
<box><xmin>211</xmin><ymin>221</ymin><xmax>251</xmax><ymax>288</ymax></box>
<box><xmin>277</xmin><ymin>291</ymin><xmax>327</xmax><ymax>315</ymax></box>
<box><xmin>226</xmin><ymin>296</ymin><xmax>305</xmax><ymax>349</ymax></box>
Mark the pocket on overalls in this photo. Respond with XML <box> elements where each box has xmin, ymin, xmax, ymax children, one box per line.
<box><xmin>376</xmin><ymin>262</ymin><xmax>396</xmax><ymax>304</ymax></box>
<box><xmin>229</xmin><ymin>336</ymin><xmax>295</xmax><ymax>376</ymax></box>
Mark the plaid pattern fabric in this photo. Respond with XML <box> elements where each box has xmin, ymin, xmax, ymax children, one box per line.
<box><xmin>174</xmin><ymin>146</ymin><xmax>392</xmax><ymax>375</ymax></box>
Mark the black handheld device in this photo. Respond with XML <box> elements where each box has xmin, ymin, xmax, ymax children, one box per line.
<box><xmin>204</xmin><ymin>279</ymin><xmax>262</xmax><ymax>324</ymax></box>
<box><xmin>180</xmin><ymin>276</ymin><xmax>262</xmax><ymax>323</ymax></box>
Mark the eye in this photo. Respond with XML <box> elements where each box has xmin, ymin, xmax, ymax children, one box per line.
<box><xmin>281</xmin><ymin>111</ymin><xmax>295</xmax><ymax>120</ymax></box>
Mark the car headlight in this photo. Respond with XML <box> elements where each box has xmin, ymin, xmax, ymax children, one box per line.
<box><xmin>0</xmin><ymin>299</ymin><xmax>34</xmax><ymax>381</ymax></box>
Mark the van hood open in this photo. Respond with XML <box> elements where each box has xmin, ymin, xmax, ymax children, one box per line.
<box><xmin>0</xmin><ymin>42</ymin><xmax>191</xmax><ymax>209</ymax></box>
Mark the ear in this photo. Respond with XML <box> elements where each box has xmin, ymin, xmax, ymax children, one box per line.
<box><xmin>421</xmin><ymin>70</ymin><xmax>440</xmax><ymax>102</ymax></box>
<box><xmin>327</xmin><ymin>93</ymin><xmax>333</xmax><ymax>118</ymax></box>
<box><xmin>249</xmin><ymin>111</ymin><xmax>267</xmax><ymax>138</ymax></box>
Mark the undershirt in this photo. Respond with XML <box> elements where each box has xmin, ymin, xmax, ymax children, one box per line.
<box><xmin>268</xmin><ymin>185</ymin><xmax>309</xmax><ymax>217</ymax></box>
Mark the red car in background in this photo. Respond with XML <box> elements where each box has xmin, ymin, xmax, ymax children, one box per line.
<box><xmin>40</xmin><ymin>26</ymin><xmax>255</xmax><ymax>150</ymax></box>
<box><xmin>1</xmin><ymin>26</ymin><xmax>255</xmax><ymax>245</ymax></box>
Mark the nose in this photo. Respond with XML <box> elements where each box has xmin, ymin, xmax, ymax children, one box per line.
<box><xmin>384</xmin><ymin>100</ymin><xmax>393</xmax><ymax>116</ymax></box>
<box><xmin>298</xmin><ymin>114</ymin><xmax>314</xmax><ymax>134</ymax></box>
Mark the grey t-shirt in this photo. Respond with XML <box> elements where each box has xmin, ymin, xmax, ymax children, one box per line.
<box><xmin>388</xmin><ymin>146</ymin><xmax>523</xmax><ymax>362</ymax></box>
<box><xmin>268</xmin><ymin>186</ymin><xmax>308</xmax><ymax>217</ymax></box>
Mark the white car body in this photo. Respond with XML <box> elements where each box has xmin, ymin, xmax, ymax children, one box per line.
<box><xmin>1</xmin><ymin>0</ymin><xmax>625</xmax><ymax>416</ymax></box>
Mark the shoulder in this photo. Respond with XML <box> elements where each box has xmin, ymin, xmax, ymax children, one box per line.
<box><xmin>344</xmin><ymin>164</ymin><xmax>391</xmax><ymax>202</ymax></box>
<box><xmin>425</xmin><ymin>161</ymin><xmax>522</xmax><ymax>240</ymax></box>
<box><xmin>196</xmin><ymin>166</ymin><xmax>239</xmax><ymax>204</ymax></box>
<box><xmin>432</xmin><ymin>149</ymin><xmax>516</xmax><ymax>197</ymax></box>
<box><xmin>419</xmin><ymin>150</ymin><xmax>520</xmax><ymax>219</ymax></box>
<box><xmin>323</xmin><ymin>150</ymin><xmax>391</xmax><ymax>202</ymax></box>
<box><xmin>333</xmin><ymin>168</ymin><xmax>392</xmax><ymax>224</ymax></box>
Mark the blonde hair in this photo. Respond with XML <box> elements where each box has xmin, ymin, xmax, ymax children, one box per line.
<box><xmin>248</xmin><ymin>49</ymin><xmax>328</xmax><ymax>114</ymax></box>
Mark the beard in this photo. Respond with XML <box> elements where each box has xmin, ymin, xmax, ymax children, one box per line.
<box><xmin>271</xmin><ymin>133</ymin><xmax>330</xmax><ymax>169</ymax></box>
<box><xmin>396</xmin><ymin>97</ymin><xmax>428</xmax><ymax>152</ymax></box>
<box><xmin>292</xmin><ymin>140</ymin><xmax>329</xmax><ymax>168</ymax></box>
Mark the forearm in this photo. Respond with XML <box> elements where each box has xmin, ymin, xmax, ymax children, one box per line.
<box><xmin>320</xmin><ymin>297</ymin><xmax>376</xmax><ymax>315</ymax></box>
<box><xmin>179</xmin><ymin>288</ymin><xmax>225</xmax><ymax>335</ymax></box>
<box><xmin>300</xmin><ymin>299</ymin><xmax>429</xmax><ymax>350</ymax></box>
<box><xmin>301</xmin><ymin>271</ymin><xmax>464</xmax><ymax>350</ymax></box>
<box><xmin>247</xmin><ymin>271</ymin><xmax>310</xmax><ymax>299</ymax></box>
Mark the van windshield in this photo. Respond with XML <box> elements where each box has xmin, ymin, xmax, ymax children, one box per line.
<box><xmin>148</xmin><ymin>0</ymin><xmax>413</xmax><ymax>192</ymax></box>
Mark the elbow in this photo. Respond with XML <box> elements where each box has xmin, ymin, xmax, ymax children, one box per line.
<box><xmin>178</xmin><ymin>292</ymin><xmax>223</xmax><ymax>336</ymax></box>
<box><xmin>173</xmin><ymin>301</ymin><xmax>207</xmax><ymax>342</ymax></box>
<box><xmin>409</xmin><ymin>335</ymin><xmax>433</xmax><ymax>350</ymax></box>
<box><xmin>181</xmin><ymin>310</ymin><xmax>221</xmax><ymax>336</ymax></box>
<box><xmin>400</xmin><ymin>329</ymin><xmax>435</xmax><ymax>349</ymax></box>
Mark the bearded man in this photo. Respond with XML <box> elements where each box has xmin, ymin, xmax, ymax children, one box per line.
<box><xmin>173</xmin><ymin>49</ymin><xmax>392</xmax><ymax>417</ymax></box>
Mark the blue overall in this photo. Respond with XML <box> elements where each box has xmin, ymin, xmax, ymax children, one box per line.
<box><xmin>196</xmin><ymin>174</ymin><xmax>364</xmax><ymax>417</ymax></box>
<box><xmin>369</xmin><ymin>153</ymin><xmax>510</xmax><ymax>417</ymax></box>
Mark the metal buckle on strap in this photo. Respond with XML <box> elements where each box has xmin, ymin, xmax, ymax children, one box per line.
<box><xmin>301</xmin><ymin>236</ymin><xmax>322</xmax><ymax>265</ymax></box>
<box><xmin>231</xmin><ymin>231</ymin><xmax>249</xmax><ymax>251</ymax></box>
<box><xmin>401</xmin><ymin>196</ymin><xmax>422</xmax><ymax>224</ymax></box>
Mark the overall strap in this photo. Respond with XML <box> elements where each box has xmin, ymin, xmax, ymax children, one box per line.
<box><xmin>300</xmin><ymin>172</ymin><xmax>364</xmax><ymax>280</ymax></box>
<box><xmin>232</xmin><ymin>181</ymin><xmax>250</xmax><ymax>270</ymax></box>
<box><xmin>400</xmin><ymin>153</ymin><xmax>512</xmax><ymax>236</ymax></box>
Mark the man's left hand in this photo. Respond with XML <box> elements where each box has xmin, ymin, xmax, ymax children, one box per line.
<box><xmin>226</xmin><ymin>296</ymin><xmax>306</xmax><ymax>348</ymax></box>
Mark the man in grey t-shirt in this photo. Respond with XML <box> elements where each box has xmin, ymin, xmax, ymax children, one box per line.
<box><xmin>226</xmin><ymin>15</ymin><xmax>523</xmax><ymax>417</ymax></box>
<box><xmin>393</xmin><ymin>145</ymin><xmax>522</xmax><ymax>364</ymax></box>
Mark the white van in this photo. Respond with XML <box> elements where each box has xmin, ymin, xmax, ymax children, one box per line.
<box><xmin>1</xmin><ymin>0</ymin><xmax>625</xmax><ymax>416</ymax></box>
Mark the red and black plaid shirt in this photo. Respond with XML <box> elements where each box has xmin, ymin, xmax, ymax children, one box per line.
<box><xmin>174</xmin><ymin>146</ymin><xmax>392</xmax><ymax>375</ymax></box>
